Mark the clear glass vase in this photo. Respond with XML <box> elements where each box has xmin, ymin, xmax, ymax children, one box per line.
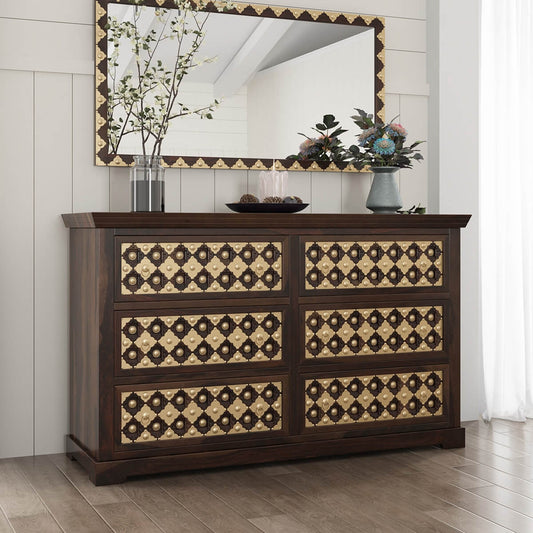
<box><xmin>130</xmin><ymin>155</ymin><xmax>165</xmax><ymax>212</ymax></box>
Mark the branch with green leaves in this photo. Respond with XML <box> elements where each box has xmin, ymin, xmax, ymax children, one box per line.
<box><xmin>107</xmin><ymin>0</ymin><xmax>233</xmax><ymax>157</ymax></box>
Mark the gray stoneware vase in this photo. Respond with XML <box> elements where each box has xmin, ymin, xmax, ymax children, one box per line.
<box><xmin>366</xmin><ymin>166</ymin><xmax>402</xmax><ymax>214</ymax></box>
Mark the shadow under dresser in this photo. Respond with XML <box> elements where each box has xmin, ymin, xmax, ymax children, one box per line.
<box><xmin>62</xmin><ymin>213</ymin><xmax>470</xmax><ymax>485</ymax></box>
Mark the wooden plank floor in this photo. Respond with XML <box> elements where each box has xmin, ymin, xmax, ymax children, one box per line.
<box><xmin>1</xmin><ymin>420</ymin><xmax>533</xmax><ymax>532</ymax></box>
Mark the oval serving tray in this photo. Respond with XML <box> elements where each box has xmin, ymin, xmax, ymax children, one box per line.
<box><xmin>226</xmin><ymin>203</ymin><xmax>308</xmax><ymax>213</ymax></box>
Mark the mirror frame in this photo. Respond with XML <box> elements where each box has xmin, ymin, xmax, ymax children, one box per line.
<box><xmin>95</xmin><ymin>0</ymin><xmax>385</xmax><ymax>171</ymax></box>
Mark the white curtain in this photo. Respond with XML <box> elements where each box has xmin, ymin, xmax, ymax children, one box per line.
<box><xmin>480</xmin><ymin>0</ymin><xmax>533</xmax><ymax>420</ymax></box>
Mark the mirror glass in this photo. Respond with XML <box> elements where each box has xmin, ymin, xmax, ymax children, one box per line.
<box><xmin>96</xmin><ymin>1</ymin><xmax>385</xmax><ymax>168</ymax></box>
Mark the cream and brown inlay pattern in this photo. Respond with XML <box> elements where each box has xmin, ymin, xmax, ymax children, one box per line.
<box><xmin>121</xmin><ymin>382</ymin><xmax>282</xmax><ymax>443</ymax></box>
<box><xmin>121</xmin><ymin>241</ymin><xmax>282</xmax><ymax>295</ymax></box>
<box><xmin>305</xmin><ymin>306</ymin><xmax>443</xmax><ymax>359</ymax></box>
<box><xmin>121</xmin><ymin>311</ymin><xmax>282</xmax><ymax>369</ymax></box>
<box><xmin>96</xmin><ymin>1</ymin><xmax>385</xmax><ymax>168</ymax></box>
<box><xmin>305</xmin><ymin>371</ymin><xmax>443</xmax><ymax>427</ymax></box>
<box><xmin>304</xmin><ymin>240</ymin><xmax>443</xmax><ymax>290</ymax></box>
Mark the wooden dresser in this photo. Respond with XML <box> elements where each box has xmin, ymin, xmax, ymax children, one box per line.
<box><xmin>62</xmin><ymin>213</ymin><xmax>470</xmax><ymax>485</ymax></box>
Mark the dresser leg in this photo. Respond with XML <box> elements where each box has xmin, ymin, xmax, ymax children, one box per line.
<box><xmin>439</xmin><ymin>427</ymin><xmax>465</xmax><ymax>449</ymax></box>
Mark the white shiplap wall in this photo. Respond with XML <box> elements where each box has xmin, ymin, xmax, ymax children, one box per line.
<box><xmin>0</xmin><ymin>0</ymin><xmax>429</xmax><ymax>458</ymax></box>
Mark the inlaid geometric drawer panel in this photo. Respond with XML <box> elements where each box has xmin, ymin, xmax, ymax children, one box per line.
<box><xmin>305</xmin><ymin>306</ymin><xmax>443</xmax><ymax>359</ymax></box>
<box><xmin>305</xmin><ymin>370</ymin><xmax>443</xmax><ymax>428</ymax></box>
<box><xmin>121</xmin><ymin>311</ymin><xmax>283</xmax><ymax>369</ymax></box>
<box><xmin>304</xmin><ymin>240</ymin><xmax>443</xmax><ymax>290</ymax></box>
<box><xmin>121</xmin><ymin>241</ymin><xmax>282</xmax><ymax>295</ymax></box>
<box><xmin>121</xmin><ymin>381</ymin><xmax>283</xmax><ymax>444</ymax></box>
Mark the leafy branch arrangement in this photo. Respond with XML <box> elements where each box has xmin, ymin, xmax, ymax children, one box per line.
<box><xmin>287</xmin><ymin>114</ymin><xmax>349</xmax><ymax>162</ymax></box>
<box><xmin>287</xmin><ymin>109</ymin><xmax>424</xmax><ymax>169</ymax></box>
<box><xmin>107</xmin><ymin>0</ymin><xmax>233</xmax><ymax>157</ymax></box>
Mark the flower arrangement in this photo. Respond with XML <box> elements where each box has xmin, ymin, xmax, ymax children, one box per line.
<box><xmin>347</xmin><ymin>109</ymin><xmax>424</xmax><ymax>168</ymax></box>
<box><xmin>287</xmin><ymin>109</ymin><xmax>424</xmax><ymax>169</ymax></box>
<box><xmin>287</xmin><ymin>114</ymin><xmax>349</xmax><ymax>162</ymax></box>
<box><xmin>107</xmin><ymin>0</ymin><xmax>234</xmax><ymax>157</ymax></box>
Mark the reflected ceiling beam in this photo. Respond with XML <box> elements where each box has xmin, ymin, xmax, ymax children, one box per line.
<box><xmin>214</xmin><ymin>18</ymin><xmax>294</xmax><ymax>99</ymax></box>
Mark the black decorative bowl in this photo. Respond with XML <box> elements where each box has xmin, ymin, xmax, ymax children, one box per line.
<box><xmin>226</xmin><ymin>203</ymin><xmax>309</xmax><ymax>213</ymax></box>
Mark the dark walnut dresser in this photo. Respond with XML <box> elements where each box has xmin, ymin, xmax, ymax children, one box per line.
<box><xmin>62</xmin><ymin>212</ymin><xmax>470</xmax><ymax>485</ymax></box>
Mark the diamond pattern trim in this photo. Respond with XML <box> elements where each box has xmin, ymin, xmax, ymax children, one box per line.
<box><xmin>121</xmin><ymin>381</ymin><xmax>283</xmax><ymax>443</ymax></box>
<box><xmin>120</xmin><ymin>241</ymin><xmax>282</xmax><ymax>295</ymax></box>
<box><xmin>121</xmin><ymin>311</ymin><xmax>283</xmax><ymax>369</ymax></box>
<box><xmin>304</xmin><ymin>240</ymin><xmax>444</xmax><ymax>290</ymax></box>
<box><xmin>305</xmin><ymin>306</ymin><xmax>443</xmax><ymax>359</ymax></box>
<box><xmin>305</xmin><ymin>371</ymin><xmax>444</xmax><ymax>427</ymax></box>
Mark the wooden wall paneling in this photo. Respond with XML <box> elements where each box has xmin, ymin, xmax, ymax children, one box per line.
<box><xmin>181</xmin><ymin>169</ymin><xmax>215</xmax><ymax>212</ymax></box>
<box><xmin>214</xmin><ymin>170</ymin><xmax>248</xmax><ymax>212</ymax></box>
<box><xmin>0</xmin><ymin>70</ymin><xmax>35</xmax><ymax>459</ymax></box>
<box><xmin>311</xmin><ymin>172</ymin><xmax>342</xmax><ymax>213</ymax></box>
<box><xmin>286</xmin><ymin>172</ymin><xmax>311</xmax><ymax>213</ymax></box>
<box><xmin>164</xmin><ymin>168</ymin><xmax>181</xmax><ymax>212</ymax></box>
<box><xmin>109</xmin><ymin>168</ymin><xmax>130</xmax><ymax>212</ymax></box>
<box><xmin>73</xmin><ymin>75</ymin><xmax>109</xmax><ymax>213</ymax></box>
<box><xmin>385</xmin><ymin>93</ymin><xmax>401</xmax><ymax>121</ymax></box>
<box><xmin>34</xmin><ymin>72</ymin><xmax>73</xmax><ymax>455</ymax></box>
<box><xmin>385</xmin><ymin>50</ymin><xmax>429</xmax><ymax>97</ymax></box>
<box><xmin>0</xmin><ymin>19</ymin><xmax>93</xmax><ymax>75</ymax></box>
<box><xmin>398</xmin><ymin>94</ymin><xmax>429</xmax><ymax>211</ymax></box>
<box><xmin>385</xmin><ymin>17</ymin><xmax>427</xmax><ymax>53</ymax></box>
<box><xmin>246</xmin><ymin>171</ymin><xmax>262</xmax><ymax>200</ymax></box>
<box><xmin>341</xmin><ymin>172</ymin><xmax>371</xmax><ymax>213</ymax></box>
<box><xmin>0</xmin><ymin>0</ymin><xmax>93</xmax><ymax>25</ymax></box>
<box><xmin>382</xmin><ymin>93</ymin><xmax>403</xmax><ymax>210</ymax></box>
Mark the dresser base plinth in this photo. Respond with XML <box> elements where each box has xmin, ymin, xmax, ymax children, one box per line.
<box><xmin>67</xmin><ymin>428</ymin><xmax>465</xmax><ymax>486</ymax></box>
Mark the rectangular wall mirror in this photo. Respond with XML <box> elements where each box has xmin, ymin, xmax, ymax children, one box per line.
<box><xmin>95</xmin><ymin>1</ymin><xmax>385</xmax><ymax>171</ymax></box>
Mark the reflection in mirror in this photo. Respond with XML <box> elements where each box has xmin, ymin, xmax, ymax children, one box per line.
<box><xmin>96</xmin><ymin>1</ymin><xmax>385</xmax><ymax>169</ymax></box>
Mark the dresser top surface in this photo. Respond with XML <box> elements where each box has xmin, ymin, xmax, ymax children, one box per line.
<box><xmin>62</xmin><ymin>213</ymin><xmax>471</xmax><ymax>230</ymax></box>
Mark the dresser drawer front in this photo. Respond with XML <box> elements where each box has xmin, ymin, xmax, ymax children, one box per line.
<box><xmin>305</xmin><ymin>305</ymin><xmax>443</xmax><ymax>359</ymax></box>
<box><xmin>120</xmin><ymin>240</ymin><xmax>283</xmax><ymax>296</ymax></box>
<box><xmin>120</xmin><ymin>381</ymin><xmax>283</xmax><ymax>445</ymax></box>
<box><xmin>305</xmin><ymin>369</ymin><xmax>444</xmax><ymax>428</ymax></box>
<box><xmin>120</xmin><ymin>310</ymin><xmax>283</xmax><ymax>370</ymax></box>
<box><xmin>304</xmin><ymin>239</ymin><xmax>443</xmax><ymax>290</ymax></box>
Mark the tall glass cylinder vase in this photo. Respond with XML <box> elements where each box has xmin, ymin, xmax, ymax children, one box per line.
<box><xmin>130</xmin><ymin>155</ymin><xmax>165</xmax><ymax>212</ymax></box>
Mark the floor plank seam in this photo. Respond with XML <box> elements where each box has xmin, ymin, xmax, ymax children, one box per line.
<box><xmin>0</xmin><ymin>506</ymin><xmax>15</xmax><ymax>533</ymax></box>
<box><xmin>155</xmin><ymin>479</ymin><xmax>238</xmax><ymax>533</ymax></box>
<box><xmin>15</xmin><ymin>459</ymin><xmax>68</xmax><ymax>533</ymax></box>
<box><xmin>117</xmin><ymin>485</ymin><xmax>168</xmax><ymax>533</ymax></box>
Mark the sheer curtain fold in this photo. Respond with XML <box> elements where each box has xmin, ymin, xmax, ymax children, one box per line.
<box><xmin>480</xmin><ymin>0</ymin><xmax>533</xmax><ymax>420</ymax></box>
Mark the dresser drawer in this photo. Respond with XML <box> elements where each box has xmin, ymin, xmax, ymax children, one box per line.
<box><xmin>303</xmin><ymin>304</ymin><xmax>444</xmax><ymax>360</ymax></box>
<box><xmin>117</xmin><ymin>308</ymin><xmax>285</xmax><ymax>372</ymax></box>
<box><xmin>303</xmin><ymin>367</ymin><xmax>447</xmax><ymax>431</ymax></box>
<box><xmin>302</xmin><ymin>237</ymin><xmax>444</xmax><ymax>291</ymax></box>
<box><xmin>118</xmin><ymin>238</ymin><xmax>284</xmax><ymax>299</ymax></box>
<box><xmin>118</xmin><ymin>378</ymin><xmax>285</xmax><ymax>449</ymax></box>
